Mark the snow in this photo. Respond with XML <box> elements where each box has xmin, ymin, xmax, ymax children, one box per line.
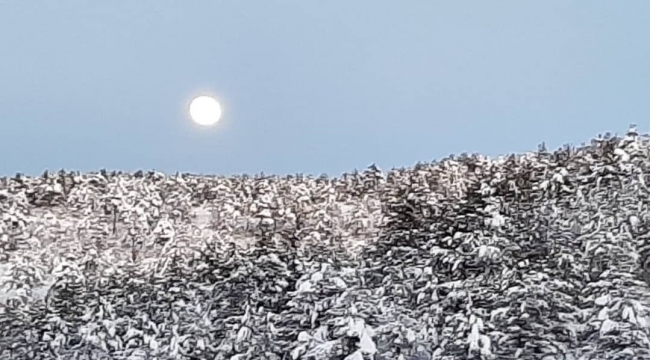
<box><xmin>0</xmin><ymin>126</ymin><xmax>649</xmax><ymax>359</ymax></box>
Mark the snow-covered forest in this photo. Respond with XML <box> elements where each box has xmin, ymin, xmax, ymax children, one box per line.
<box><xmin>2</xmin><ymin>126</ymin><xmax>650</xmax><ymax>359</ymax></box>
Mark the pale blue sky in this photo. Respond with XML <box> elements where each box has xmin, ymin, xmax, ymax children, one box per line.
<box><xmin>1</xmin><ymin>2</ymin><xmax>648</xmax><ymax>177</ymax></box>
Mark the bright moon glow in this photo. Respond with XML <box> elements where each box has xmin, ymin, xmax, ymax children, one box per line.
<box><xmin>189</xmin><ymin>96</ymin><xmax>222</xmax><ymax>126</ymax></box>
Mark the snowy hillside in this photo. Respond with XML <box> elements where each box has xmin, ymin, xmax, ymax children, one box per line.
<box><xmin>1</xmin><ymin>126</ymin><xmax>650</xmax><ymax>359</ymax></box>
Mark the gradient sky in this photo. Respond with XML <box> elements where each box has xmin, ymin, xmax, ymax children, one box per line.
<box><xmin>1</xmin><ymin>2</ymin><xmax>649</xmax><ymax>177</ymax></box>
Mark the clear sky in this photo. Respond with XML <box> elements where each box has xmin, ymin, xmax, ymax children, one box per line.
<box><xmin>1</xmin><ymin>2</ymin><xmax>649</xmax><ymax>177</ymax></box>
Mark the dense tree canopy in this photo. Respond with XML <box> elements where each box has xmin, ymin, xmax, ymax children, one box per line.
<box><xmin>1</xmin><ymin>126</ymin><xmax>649</xmax><ymax>359</ymax></box>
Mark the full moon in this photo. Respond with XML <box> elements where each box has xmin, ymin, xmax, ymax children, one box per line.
<box><xmin>189</xmin><ymin>96</ymin><xmax>222</xmax><ymax>126</ymax></box>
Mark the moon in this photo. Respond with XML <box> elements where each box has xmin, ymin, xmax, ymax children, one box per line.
<box><xmin>189</xmin><ymin>96</ymin><xmax>222</xmax><ymax>126</ymax></box>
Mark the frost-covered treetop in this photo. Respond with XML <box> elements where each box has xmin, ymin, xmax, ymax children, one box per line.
<box><xmin>1</xmin><ymin>125</ymin><xmax>649</xmax><ymax>360</ymax></box>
